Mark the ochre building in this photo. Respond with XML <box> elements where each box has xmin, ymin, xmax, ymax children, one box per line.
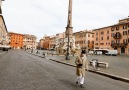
<box><xmin>8</xmin><ymin>32</ymin><xmax>23</xmax><ymax>49</ymax></box>
<box><xmin>93</xmin><ymin>17</ymin><xmax>129</xmax><ymax>55</ymax></box>
<box><xmin>73</xmin><ymin>30</ymin><xmax>94</xmax><ymax>51</ymax></box>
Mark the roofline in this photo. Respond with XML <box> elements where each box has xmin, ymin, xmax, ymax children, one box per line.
<box><xmin>93</xmin><ymin>25</ymin><xmax>112</xmax><ymax>31</ymax></box>
<box><xmin>8</xmin><ymin>32</ymin><xmax>24</xmax><ymax>36</ymax></box>
<box><xmin>73</xmin><ymin>30</ymin><xmax>94</xmax><ymax>34</ymax></box>
<box><xmin>93</xmin><ymin>22</ymin><xmax>129</xmax><ymax>31</ymax></box>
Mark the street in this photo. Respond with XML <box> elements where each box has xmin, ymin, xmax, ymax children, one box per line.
<box><xmin>0</xmin><ymin>50</ymin><xmax>129</xmax><ymax>90</ymax></box>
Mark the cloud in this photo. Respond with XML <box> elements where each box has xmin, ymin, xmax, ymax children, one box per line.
<box><xmin>2</xmin><ymin>0</ymin><xmax>129</xmax><ymax>41</ymax></box>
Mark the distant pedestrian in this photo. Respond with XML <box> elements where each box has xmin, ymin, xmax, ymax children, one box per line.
<box><xmin>36</xmin><ymin>51</ymin><xmax>39</xmax><ymax>54</ymax></box>
<box><xmin>42</xmin><ymin>52</ymin><xmax>45</xmax><ymax>58</ymax></box>
<box><xmin>75</xmin><ymin>50</ymin><xmax>89</xmax><ymax>88</ymax></box>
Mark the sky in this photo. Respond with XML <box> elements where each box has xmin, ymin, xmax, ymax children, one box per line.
<box><xmin>2</xmin><ymin>0</ymin><xmax>129</xmax><ymax>41</ymax></box>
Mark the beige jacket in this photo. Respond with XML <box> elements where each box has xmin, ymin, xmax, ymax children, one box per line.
<box><xmin>75</xmin><ymin>54</ymin><xmax>89</xmax><ymax>76</ymax></box>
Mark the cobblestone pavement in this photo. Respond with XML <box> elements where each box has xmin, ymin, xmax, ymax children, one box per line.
<box><xmin>27</xmin><ymin>50</ymin><xmax>129</xmax><ymax>79</ymax></box>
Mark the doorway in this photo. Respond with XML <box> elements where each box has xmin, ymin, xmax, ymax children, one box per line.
<box><xmin>121</xmin><ymin>47</ymin><xmax>125</xmax><ymax>54</ymax></box>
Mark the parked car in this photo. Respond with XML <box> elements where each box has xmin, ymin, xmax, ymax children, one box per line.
<box><xmin>89</xmin><ymin>51</ymin><xmax>94</xmax><ymax>55</ymax></box>
<box><xmin>105</xmin><ymin>50</ymin><xmax>118</xmax><ymax>56</ymax></box>
<box><xmin>97</xmin><ymin>51</ymin><xmax>102</xmax><ymax>55</ymax></box>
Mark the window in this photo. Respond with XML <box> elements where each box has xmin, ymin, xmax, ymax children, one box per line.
<box><xmin>111</xmin><ymin>27</ymin><xmax>114</xmax><ymax>31</ymax></box>
<box><xmin>128</xmin><ymin>30</ymin><xmax>129</xmax><ymax>34</ymax></box>
<box><xmin>123</xmin><ymin>25</ymin><xmax>127</xmax><ymax>29</ymax></box>
<box><xmin>107</xmin><ymin>31</ymin><xmax>109</xmax><ymax>34</ymax></box>
<box><xmin>101</xmin><ymin>31</ymin><xmax>104</xmax><ymax>35</ymax></box>
<box><xmin>116</xmin><ymin>32</ymin><xmax>121</xmax><ymax>38</ymax></box>
<box><xmin>96</xmin><ymin>37</ymin><xmax>98</xmax><ymax>41</ymax></box>
<box><xmin>101</xmin><ymin>37</ymin><xmax>103</xmax><ymax>40</ymax></box>
<box><xmin>123</xmin><ymin>31</ymin><xmax>127</xmax><ymax>35</ymax></box>
<box><xmin>123</xmin><ymin>39</ymin><xmax>127</xmax><ymax>44</ymax></box>
<box><xmin>95</xmin><ymin>43</ymin><xmax>98</xmax><ymax>45</ymax></box>
<box><xmin>111</xmin><ymin>33</ymin><xmax>115</xmax><ymax>37</ymax></box>
<box><xmin>116</xmin><ymin>40</ymin><xmax>120</xmax><ymax>44</ymax></box>
<box><xmin>88</xmin><ymin>34</ymin><xmax>90</xmax><ymax>37</ymax></box>
<box><xmin>128</xmin><ymin>38</ymin><xmax>129</xmax><ymax>43</ymax></box>
<box><xmin>96</xmin><ymin>32</ymin><xmax>98</xmax><ymax>35</ymax></box>
<box><xmin>116</xmin><ymin>26</ymin><xmax>119</xmax><ymax>30</ymax></box>
<box><xmin>107</xmin><ymin>36</ymin><xmax>109</xmax><ymax>40</ymax></box>
<box><xmin>100</xmin><ymin>43</ymin><xmax>104</xmax><ymax>45</ymax></box>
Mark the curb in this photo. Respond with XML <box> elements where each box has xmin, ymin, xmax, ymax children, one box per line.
<box><xmin>49</xmin><ymin>59</ymin><xmax>129</xmax><ymax>83</ymax></box>
<box><xmin>89</xmin><ymin>70</ymin><xmax>129</xmax><ymax>83</ymax></box>
<box><xmin>27</xmin><ymin>51</ymin><xmax>129</xmax><ymax>83</ymax></box>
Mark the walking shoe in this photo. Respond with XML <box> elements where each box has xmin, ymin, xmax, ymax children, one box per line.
<box><xmin>80</xmin><ymin>84</ymin><xmax>85</xmax><ymax>88</ymax></box>
<box><xmin>76</xmin><ymin>81</ymin><xmax>79</xmax><ymax>87</ymax></box>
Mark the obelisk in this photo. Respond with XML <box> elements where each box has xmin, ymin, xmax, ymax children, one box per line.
<box><xmin>65</xmin><ymin>0</ymin><xmax>73</xmax><ymax>38</ymax></box>
<box><xmin>0</xmin><ymin>0</ymin><xmax>4</xmax><ymax>14</ymax></box>
<box><xmin>65</xmin><ymin>0</ymin><xmax>73</xmax><ymax>60</ymax></box>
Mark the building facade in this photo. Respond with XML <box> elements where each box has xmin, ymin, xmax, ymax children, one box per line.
<box><xmin>73</xmin><ymin>30</ymin><xmax>94</xmax><ymax>51</ymax></box>
<box><xmin>43</xmin><ymin>36</ymin><xmax>50</xmax><ymax>49</ymax></box>
<box><xmin>8</xmin><ymin>32</ymin><xmax>23</xmax><ymax>49</ymax></box>
<box><xmin>49</xmin><ymin>36</ymin><xmax>56</xmax><ymax>49</ymax></box>
<box><xmin>93</xmin><ymin>26</ymin><xmax>112</xmax><ymax>50</ymax></box>
<box><xmin>55</xmin><ymin>33</ymin><xmax>65</xmax><ymax>46</ymax></box>
<box><xmin>23</xmin><ymin>34</ymin><xmax>37</xmax><ymax>50</ymax></box>
<box><xmin>39</xmin><ymin>38</ymin><xmax>45</xmax><ymax>50</ymax></box>
<box><xmin>110</xmin><ymin>18</ymin><xmax>129</xmax><ymax>55</ymax></box>
<box><xmin>93</xmin><ymin>17</ymin><xmax>129</xmax><ymax>55</ymax></box>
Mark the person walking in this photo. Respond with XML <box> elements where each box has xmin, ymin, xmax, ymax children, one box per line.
<box><xmin>75</xmin><ymin>50</ymin><xmax>89</xmax><ymax>88</ymax></box>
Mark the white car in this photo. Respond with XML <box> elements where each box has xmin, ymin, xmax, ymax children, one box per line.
<box><xmin>105</xmin><ymin>50</ymin><xmax>118</xmax><ymax>56</ymax></box>
<box><xmin>96</xmin><ymin>51</ymin><xmax>102</xmax><ymax>55</ymax></box>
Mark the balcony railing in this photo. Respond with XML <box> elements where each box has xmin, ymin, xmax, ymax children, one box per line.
<box><xmin>113</xmin><ymin>33</ymin><xmax>122</xmax><ymax>39</ymax></box>
<box><xmin>112</xmin><ymin>32</ymin><xmax>122</xmax><ymax>39</ymax></box>
<box><xmin>111</xmin><ymin>43</ymin><xmax>127</xmax><ymax>48</ymax></box>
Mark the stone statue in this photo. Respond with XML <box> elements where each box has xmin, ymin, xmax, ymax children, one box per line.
<box><xmin>55</xmin><ymin>36</ymin><xmax>81</xmax><ymax>56</ymax></box>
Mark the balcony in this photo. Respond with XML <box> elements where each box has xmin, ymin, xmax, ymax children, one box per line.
<box><xmin>111</xmin><ymin>43</ymin><xmax>127</xmax><ymax>48</ymax></box>
<box><xmin>113</xmin><ymin>32</ymin><xmax>122</xmax><ymax>39</ymax></box>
